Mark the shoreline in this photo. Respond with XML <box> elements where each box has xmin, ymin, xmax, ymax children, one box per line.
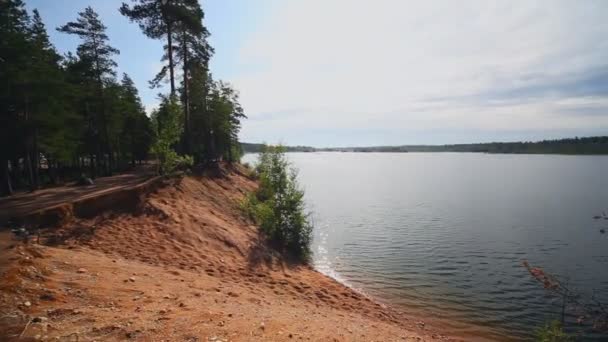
<box><xmin>0</xmin><ymin>165</ymin><xmax>491</xmax><ymax>341</ymax></box>
<box><xmin>312</xmin><ymin>260</ymin><xmax>506</xmax><ymax>342</ymax></box>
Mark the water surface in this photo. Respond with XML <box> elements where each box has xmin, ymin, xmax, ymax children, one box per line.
<box><xmin>243</xmin><ymin>152</ymin><xmax>608</xmax><ymax>340</ymax></box>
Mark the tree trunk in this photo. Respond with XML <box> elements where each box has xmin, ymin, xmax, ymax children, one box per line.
<box><xmin>1</xmin><ymin>158</ymin><xmax>13</xmax><ymax>196</ymax></box>
<box><xmin>25</xmin><ymin>150</ymin><xmax>35</xmax><ymax>191</ymax></box>
<box><xmin>24</xmin><ymin>94</ymin><xmax>36</xmax><ymax>192</ymax></box>
<box><xmin>89</xmin><ymin>153</ymin><xmax>96</xmax><ymax>179</ymax></box>
<box><xmin>33</xmin><ymin>128</ymin><xmax>40</xmax><ymax>188</ymax></box>
<box><xmin>11</xmin><ymin>158</ymin><xmax>19</xmax><ymax>189</ymax></box>
<box><xmin>167</xmin><ymin>22</ymin><xmax>176</xmax><ymax>96</ymax></box>
<box><xmin>182</xmin><ymin>30</ymin><xmax>190</xmax><ymax>154</ymax></box>
<box><xmin>92</xmin><ymin>37</ymin><xmax>113</xmax><ymax>176</ymax></box>
<box><xmin>96</xmin><ymin>140</ymin><xmax>103</xmax><ymax>179</ymax></box>
<box><xmin>48</xmin><ymin>158</ymin><xmax>54</xmax><ymax>184</ymax></box>
<box><xmin>99</xmin><ymin>90</ymin><xmax>112</xmax><ymax>176</ymax></box>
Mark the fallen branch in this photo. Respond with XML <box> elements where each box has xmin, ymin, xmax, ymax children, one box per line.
<box><xmin>18</xmin><ymin>318</ymin><xmax>33</xmax><ymax>339</ymax></box>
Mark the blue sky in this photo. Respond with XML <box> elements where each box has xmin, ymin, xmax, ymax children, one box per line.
<box><xmin>26</xmin><ymin>0</ymin><xmax>608</xmax><ymax>147</ymax></box>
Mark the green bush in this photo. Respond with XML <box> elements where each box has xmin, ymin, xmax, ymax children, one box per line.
<box><xmin>150</xmin><ymin>95</ymin><xmax>193</xmax><ymax>175</ymax></box>
<box><xmin>536</xmin><ymin>321</ymin><xmax>572</xmax><ymax>342</ymax></box>
<box><xmin>242</xmin><ymin>145</ymin><xmax>312</xmax><ymax>260</ymax></box>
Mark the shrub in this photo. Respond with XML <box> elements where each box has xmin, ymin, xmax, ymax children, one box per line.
<box><xmin>150</xmin><ymin>95</ymin><xmax>193</xmax><ymax>175</ymax></box>
<box><xmin>536</xmin><ymin>321</ymin><xmax>572</xmax><ymax>342</ymax></box>
<box><xmin>242</xmin><ymin>145</ymin><xmax>312</xmax><ymax>260</ymax></box>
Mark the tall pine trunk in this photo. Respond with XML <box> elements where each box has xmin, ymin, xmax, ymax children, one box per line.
<box><xmin>24</xmin><ymin>93</ymin><xmax>36</xmax><ymax>191</ymax></box>
<box><xmin>89</xmin><ymin>153</ymin><xmax>96</xmax><ymax>179</ymax></box>
<box><xmin>33</xmin><ymin>128</ymin><xmax>40</xmax><ymax>188</ymax></box>
<box><xmin>11</xmin><ymin>158</ymin><xmax>19</xmax><ymax>189</ymax></box>
<box><xmin>167</xmin><ymin>22</ymin><xmax>176</xmax><ymax>95</ymax></box>
<box><xmin>92</xmin><ymin>37</ymin><xmax>113</xmax><ymax>177</ymax></box>
<box><xmin>1</xmin><ymin>159</ymin><xmax>13</xmax><ymax>196</ymax></box>
<box><xmin>98</xmin><ymin>84</ymin><xmax>112</xmax><ymax>176</ymax></box>
<box><xmin>182</xmin><ymin>30</ymin><xmax>190</xmax><ymax>154</ymax></box>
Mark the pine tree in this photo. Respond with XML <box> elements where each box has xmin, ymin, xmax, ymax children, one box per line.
<box><xmin>0</xmin><ymin>0</ymin><xmax>31</xmax><ymax>194</ymax></box>
<box><xmin>62</xmin><ymin>52</ymin><xmax>101</xmax><ymax>178</ymax></box>
<box><xmin>119</xmin><ymin>0</ymin><xmax>197</xmax><ymax>95</ymax></box>
<box><xmin>26</xmin><ymin>9</ymin><xmax>71</xmax><ymax>188</ymax></box>
<box><xmin>58</xmin><ymin>7</ymin><xmax>120</xmax><ymax>175</ymax></box>
<box><xmin>121</xmin><ymin>0</ymin><xmax>211</xmax><ymax>154</ymax></box>
<box><xmin>118</xmin><ymin>73</ymin><xmax>153</xmax><ymax>166</ymax></box>
<box><xmin>0</xmin><ymin>0</ymin><xmax>248</xmax><ymax>196</ymax></box>
<box><xmin>187</xmin><ymin>63</ymin><xmax>212</xmax><ymax>164</ymax></box>
<box><xmin>174</xmin><ymin>0</ymin><xmax>213</xmax><ymax>155</ymax></box>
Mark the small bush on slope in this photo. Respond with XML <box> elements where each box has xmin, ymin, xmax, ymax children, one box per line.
<box><xmin>242</xmin><ymin>145</ymin><xmax>312</xmax><ymax>260</ymax></box>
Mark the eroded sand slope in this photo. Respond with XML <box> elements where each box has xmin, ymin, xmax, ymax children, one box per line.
<box><xmin>0</xmin><ymin>165</ymin><xmax>456</xmax><ymax>341</ymax></box>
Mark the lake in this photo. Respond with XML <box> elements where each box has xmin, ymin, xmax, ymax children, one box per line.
<box><xmin>242</xmin><ymin>152</ymin><xmax>608</xmax><ymax>340</ymax></box>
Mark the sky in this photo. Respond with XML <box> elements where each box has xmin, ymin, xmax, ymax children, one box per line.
<box><xmin>26</xmin><ymin>0</ymin><xmax>608</xmax><ymax>147</ymax></box>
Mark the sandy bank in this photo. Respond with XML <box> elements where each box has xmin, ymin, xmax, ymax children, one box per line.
<box><xmin>0</xmin><ymin>164</ymin><xmax>463</xmax><ymax>341</ymax></box>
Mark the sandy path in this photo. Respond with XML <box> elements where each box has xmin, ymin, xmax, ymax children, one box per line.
<box><xmin>0</xmin><ymin>167</ymin><xmax>154</xmax><ymax>223</ymax></box>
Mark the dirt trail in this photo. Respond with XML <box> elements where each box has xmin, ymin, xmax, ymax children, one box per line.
<box><xmin>0</xmin><ymin>164</ymin><xmax>462</xmax><ymax>341</ymax></box>
<box><xmin>0</xmin><ymin>166</ymin><xmax>155</xmax><ymax>223</ymax></box>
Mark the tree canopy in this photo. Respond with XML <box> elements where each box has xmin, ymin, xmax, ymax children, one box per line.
<box><xmin>1</xmin><ymin>0</ymin><xmax>247</xmax><ymax>195</ymax></box>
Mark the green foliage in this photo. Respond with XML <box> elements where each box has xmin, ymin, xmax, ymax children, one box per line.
<box><xmin>187</xmin><ymin>67</ymin><xmax>246</xmax><ymax>164</ymax></box>
<box><xmin>57</xmin><ymin>6</ymin><xmax>120</xmax><ymax>80</ymax></box>
<box><xmin>150</xmin><ymin>95</ymin><xmax>193</xmax><ymax>175</ymax></box>
<box><xmin>536</xmin><ymin>321</ymin><xmax>572</xmax><ymax>342</ymax></box>
<box><xmin>117</xmin><ymin>73</ymin><xmax>154</xmax><ymax>165</ymax></box>
<box><xmin>1</xmin><ymin>0</ymin><xmax>245</xmax><ymax>195</ymax></box>
<box><xmin>242</xmin><ymin>146</ymin><xmax>312</xmax><ymax>260</ymax></box>
<box><xmin>121</xmin><ymin>0</ymin><xmax>242</xmax><ymax>165</ymax></box>
<box><xmin>241</xmin><ymin>143</ymin><xmax>315</xmax><ymax>153</ymax></box>
<box><xmin>120</xmin><ymin>0</ymin><xmax>207</xmax><ymax>96</ymax></box>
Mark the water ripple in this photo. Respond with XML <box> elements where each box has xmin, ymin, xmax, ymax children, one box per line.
<box><xmin>244</xmin><ymin>152</ymin><xmax>608</xmax><ymax>340</ymax></box>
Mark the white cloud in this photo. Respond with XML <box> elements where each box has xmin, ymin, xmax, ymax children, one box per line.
<box><xmin>232</xmin><ymin>0</ymin><xmax>608</xmax><ymax>145</ymax></box>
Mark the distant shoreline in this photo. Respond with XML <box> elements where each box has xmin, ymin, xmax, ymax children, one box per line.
<box><xmin>244</xmin><ymin>150</ymin><xmax>608</xmax><ymax>156</ymax></box>
<box><xmin>242</xmin><ymin>135</ymin><xmax>608</xmax><ymax>155</ymax></box>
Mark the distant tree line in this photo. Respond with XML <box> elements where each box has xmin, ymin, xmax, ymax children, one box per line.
<box><xmin>242</xmin><ymin>137</ymin><xmax>608</xmax><ymax>155</ymax></box>
<box><xmin>1</xmin><ymin>0</ymin><xmax>245</xmax><ymax>196</ymax></box>
<box><xmin>398</xmin><ymin>136</ymin><xmax>608</xmax><ymax>154</ymax></box>
<box><xmin>241</xmin><ymin>143</ymin><xmax>316</xmax><ymax>153</ymax></box>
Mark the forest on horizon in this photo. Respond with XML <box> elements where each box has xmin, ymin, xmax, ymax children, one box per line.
<box><xmin>242</xmin><ymin>136</ymin><xmax>608</xmax><ymax>154</ymax></box>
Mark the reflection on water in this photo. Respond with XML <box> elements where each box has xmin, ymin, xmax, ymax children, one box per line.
<box><xmin>243</xmin><ymin>152</ymin><xmax>608</xmax><ymax>340</ymax></box>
